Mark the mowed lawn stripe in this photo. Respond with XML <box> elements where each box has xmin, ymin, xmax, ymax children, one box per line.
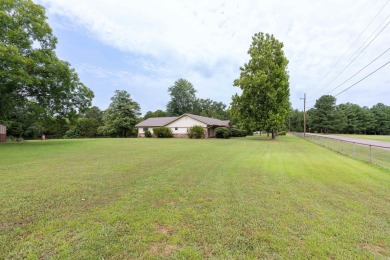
<box><xmin>0</xmin><ymin>136</ymin><xmax>389</xmax><ymax>259</ymax></box>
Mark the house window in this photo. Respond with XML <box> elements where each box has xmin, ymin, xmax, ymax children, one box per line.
<box><xmin>143</xmin><ymin>127</ymin><xmax>148</xmax><ymax>132</ymax></box>
<box><xmin>175</xmin><ymin>127</ymin><xmax>178</xmax><ymax>130</ymax></box>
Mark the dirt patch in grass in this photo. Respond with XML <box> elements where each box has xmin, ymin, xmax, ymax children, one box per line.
<box><xmin>180</xmin><ymin>178</ymin><xmax>195</xmax><ymax>185</ymax></box>
<box><xmin>149</xmin><ymin>242</ymin><xmax>178</xmax><ymax>256</ymax></box>
<box><xmin>360</xmin><ymin>243</ymin><xmax>386</xmax><ymax>256</ymax></box>
<box><xmin>0</xmin><ymin>214</ymin><xmax>35</xmax><ymax>229</ymax></box>
<box><xmin>156</xmin><ymin>224</ymin><xmax>174</xmax><ymax>235</ymax></box>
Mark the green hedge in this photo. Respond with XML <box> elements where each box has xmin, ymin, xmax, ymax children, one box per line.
<box><xmin>230</xmin><ymin>128</ymin><xmax>247</xmax><ymax>137</ymax></box>
<box><xmin>153</xmin><ymin>127</ymin><xmax>173</xmax><ymax>138</ymax></box>
<box><xmin>216</xmin><ymin>127</ymin><xmax>248</xmax><ymax>138</ymax></box>
<box><xmin>215</xmin><ymin>127</ymin><xmax>231</xmax><ymax>138</ymax></box>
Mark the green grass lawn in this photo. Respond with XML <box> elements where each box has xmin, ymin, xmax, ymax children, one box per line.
<box><xmin>1</xmin><ymin>136</ymin><xmax>389</xmax><ymax>259</ymax></box>
<box><xmin>335</xmin><ymin>134</ymin><xmax>390</xmax><ymax>142</ymax></box>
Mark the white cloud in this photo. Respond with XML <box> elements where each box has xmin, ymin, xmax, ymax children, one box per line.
<box><xmin>37</xmin><ymin>0</ymin><xmax>390</xmax><ymax>110</ymax></box>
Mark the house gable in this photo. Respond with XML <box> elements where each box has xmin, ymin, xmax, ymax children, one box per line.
<box><xmin>166</xmin><ymin>115</ymin><xmax>207</xmax><ymax>128</ymax></box>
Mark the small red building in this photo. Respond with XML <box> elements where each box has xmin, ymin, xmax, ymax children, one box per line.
<box><xmin>0</xmin><ymin>124</ymin><xmax>6</xmax><ymax>142</ymax></box>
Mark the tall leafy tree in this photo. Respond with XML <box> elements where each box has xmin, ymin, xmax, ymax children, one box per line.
<box><xmin>0</xmin><ymin>0</ymin><xmax>93</xmax><ymax>122</ymax></box>
<box><xmin>337</xmin><ymin>103</ymin><xmax>368</xmax><ymax>134</ymax></box>
<box><xmin>4</xmin><ymin>101</ymin><xmax>44</xmax><ymax>138</ymax></box>
<box><xmin>332</xmin><ymin>106</ymin><xmax>347</xmax><ymax>133</ymax></box>
<box><xmin>230</xmin><ymin>32</ymin><xmax>290</xmax><ymax>139</ymax></box>
<box><xmin>82</xmin><ymin>106</ymin><xmax>104</xmax><ymax>125</ymax></box>
<box><xmin>99</xmin><ymin>90</ymin><xmax>141</xmax><ymax>137</ymax></box>
<box><xmin>361</xmin><ymin>106</ymin><xmax>375</xmax><ymax>134</ymax></box>
<box><xmin>195</xmin><ymin>98</ymin><xmax>229</xmax><ymax>119</ymax></box>
<box><xmin>310</xmin><ymin>95</ymin><xmax>337</xmax><ymax>134</ymax></box>
<box><xmin>166</xmin><ymin>79</ymin><xmax>197</xmax><ymax>116</ymax></box>
<box><xmin>143</xmin><ymin>109</ymin><xmax>168</xmax><ymax>120</ymax></box>
<box><xmin>76</xmin><ymin>118</ymin><xmax>100</xmax><ymax>138</ymax></box>
<box><xmin>370</xmin><ymin>103</ymin><xmax>390</xmax><ymax>135</ymax></box>
<box><xmin>289</xmin><ymin>109</ymin><xmax>304</xmax><ymax>132</ymax></box>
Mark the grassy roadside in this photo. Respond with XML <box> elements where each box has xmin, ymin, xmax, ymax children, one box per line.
<box><xmin>335</xmin><ymin>134</ymin><xmax>390</xmax><ymax>142</ymax></box>
<box><xmin>1</xmin><ymin>136</ymin><xmax>389</xmax><ymax>259</ymax></box>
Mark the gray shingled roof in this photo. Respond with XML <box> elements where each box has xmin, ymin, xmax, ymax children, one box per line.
<box><xmin>135</xmin><ymin>117</ymin><xmax>178</xmax><ymax>127</ymax></box>
<box><xmin>185</xmin><ymin>114</ymin><xmax>230</xmax><ymax>127</ymax></box>
<box><xmin>136</xmin><ymin>114</ymin><xmax>230</xmax><ymax>127</ymax></box>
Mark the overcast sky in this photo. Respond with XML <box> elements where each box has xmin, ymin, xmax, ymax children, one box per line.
<box><xmin>36</xmin><ymin>0</ymin><xmax>390</xmax><ymax>114</ymax></box>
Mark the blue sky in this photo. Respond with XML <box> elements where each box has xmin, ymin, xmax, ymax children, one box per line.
<box><xmin>36</xmin><ymin>0</ymin><xmax>390</xmax><ymax>115</ymax></box>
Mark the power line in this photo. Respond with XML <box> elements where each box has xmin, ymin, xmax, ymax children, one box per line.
<box><xmin>311</xmin><ymin>13</ymin><xmax>390</xmax><ymax>98</ymax></box>
<box><xmin>309</xmin><ymin>0</ymin><xmax>390</xmax><ymax>94</ymax></box>
<box><xmin>334</xmin><ymin>60</ymin><xmax>390</xmax><ymax>97</ymax></box>
<box><xmin>326</xmin><ymin>46</ymin><xmax>390</xmax><ymax>94</ymax></box>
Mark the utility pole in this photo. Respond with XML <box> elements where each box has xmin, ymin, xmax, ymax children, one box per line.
<box><xmin>300</xmin><ymin>93</ymin><xmax>306</xmax><ymax>138</ymax></box>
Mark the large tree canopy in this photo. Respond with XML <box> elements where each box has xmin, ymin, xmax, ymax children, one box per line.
<box><xmin>166</xmin><ymin>79</ymin><xmax>197</xmax><ymax>116</ymax></box>
<box><xmin>0</xmin><ymin>0</ymin><xmax>93</xmax><ymax>121</ymax></box>
<box><xmin>230</xmin><ymin>32</ymin><xmax>290</xmax><ymax>139</ymax></box>
<box><xmin>195</xmin><ymin>98</ymin><xmax>229</xmax><ymax>120</ymax></box>
<box><xmin>310</xmin><ymin>95</ymin><xmax>337</xmax><ymax>134</ymax></box>
<box><xmin>143</xmin><ymin>109</ymin><xmax>168</xmax><ymax>120</ymax></box>
<box><xmin>99</xmin><ymin>90</ymin><xmax>141</xmax><ymax>138</ymax></box>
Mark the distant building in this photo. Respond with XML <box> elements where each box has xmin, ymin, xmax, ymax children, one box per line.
<box><xmin>135</xmin><ymin>114</ymin><xmax>230</xmax><ymax>138</ymax></box>
<box><xmin>0</xmin><ymin>124</ymin><xmax>6</xmax><ymax>142</ymax></box>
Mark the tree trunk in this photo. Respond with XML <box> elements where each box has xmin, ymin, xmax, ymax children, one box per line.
<box><xmin>271</xmin><ymin>130</ymin><xmax>276</xmax><ymax>139</ymax></box>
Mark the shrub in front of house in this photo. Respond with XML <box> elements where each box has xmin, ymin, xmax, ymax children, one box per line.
<box><xmin>188</xmin><ymin>125</ymin><xmax>205</xmax><ymax>139</ymax></box>
<box><xmin>153</xmin><ymin>127</ymin><xmax>173</xmax><ymax>138</ymax></box>
<box><xmin>144</xmin><ymin>130</ymin><xmax>152</xmax><ymax>138</ymax></box>
<box><xmin>230</xmin><ymin>128</ymin><xmax>247</xmax><ymax>137</ymax></box>
<box><xmin>215</xmin><ymin>127</ymin><xmax>231</xmax><ymax>139</ymax></box>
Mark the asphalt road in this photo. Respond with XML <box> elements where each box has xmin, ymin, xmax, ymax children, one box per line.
<box><xmin>307</xmin><ymin>133</ymin><xmax>390</xmax><ymax>149</ymax></box>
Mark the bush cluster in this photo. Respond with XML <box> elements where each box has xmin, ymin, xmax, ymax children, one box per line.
<box><xmin>215</xmin><ymin>127</ymin><xmax>230</xmax><ymax>138</ymax></box>
<box><xmin>144</xmin><ymin>130</ymin><xmax>152</xmax><ymax>138</ymax></box>
<box><xmin>230</xmin><ymin>128</ymin><xmax>248</xmax><ymax>137</ymax></box>
<box><xmin>6</xmin><ymin>136</ymin><xmax>25</xmax><ymax>142</ymax></box>
<box><xmin>215</xmin><ymin>127</ymin><xmax>247</xmax><ymax>139</ymax></box>
<box><xmin>153</xmin><ymin>127</ymin><xmax>173</xmax><ymax>138</ymax></box>
<box><xmin>278</xmin><ymin>131</ymin><xmax>287</xmax><ymax>136</ymax></box>
<box><xmin>188</xmin><ymin>125</ymin><xmax>205</xmax><ymax>139</ymax></box>
<box><xmin>215</xmin><ymin>127</ymin><xmax>248</xmax><ymax>139</ymax></box>
<box><xmin>63</xmin><ymin>127</ymin><xmax>80</xmax><ymax>139</ymax></box>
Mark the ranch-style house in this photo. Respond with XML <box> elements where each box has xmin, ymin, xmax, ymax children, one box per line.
<box><xmin>135</xmin><ymin>114</ymin><xmax>230</xmax><ymax>138</ymax></box>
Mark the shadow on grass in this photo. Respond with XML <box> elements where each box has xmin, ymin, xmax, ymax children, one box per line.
<box><xmin>244</xmin><ymin>135</ymin><xmax>280</xmax><ymax>141</ymax></box>
<box><xmin>0</xmin><ymin>139</ymin><xmax>93</xmax><ymax>147</ymax></box>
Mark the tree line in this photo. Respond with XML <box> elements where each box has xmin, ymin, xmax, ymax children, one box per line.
<box><xmin>3</xmin><ymin>81</ymin><xmax>232</xmax><ymax>139</ymax></box>
<box><xmin>2</xmin><ymin>0</ymin><xmax>293</xmax><ymax>140</ymax></box>
<box><xmin>4</xmin><ymin>0</ymin><xmax>388</xmax><ymax>140</ymax></box>
<box><xmin>0</xmin><ymin>1</ymin><xmax>231</xmax><ymax>139</ymax></box>
<box><xmin>290</xmin><ymin>95</ymin><xmax>390</xmax><ymax>135</ymax></box>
